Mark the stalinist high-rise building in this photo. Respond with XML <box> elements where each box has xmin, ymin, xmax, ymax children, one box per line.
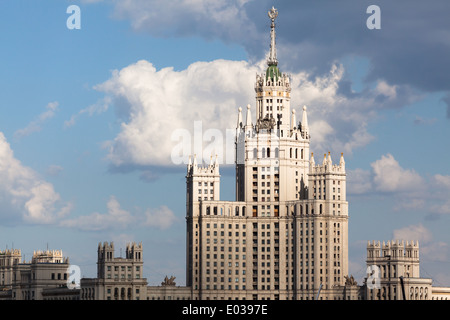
<box><xmin>185</xmin><ymin>7</ymin><xmax>353</xmax><ymax>300</ymax></box>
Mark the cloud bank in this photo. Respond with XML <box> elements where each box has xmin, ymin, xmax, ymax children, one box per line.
<box><xmin>0</xmin><ymin>132</ymin><xmax>71</xmax><ymax>225</ymax></box>
<box><xmin>348</xmin><ymin>154</ymin><xmax>450</xmax><ymax>219</ymax></box>
<box><xmin>92</xmin><ymin>58</ymin><xmax>418</xmax><ymax>172</ymax></box>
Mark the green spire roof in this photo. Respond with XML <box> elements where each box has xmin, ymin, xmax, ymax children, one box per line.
<box><xmin>266</xmin><ymin>64</ymin><xmax>281</xmax><ymax>82</ymax></box>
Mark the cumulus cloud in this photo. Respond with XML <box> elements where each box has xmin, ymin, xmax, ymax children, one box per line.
<box><xmin>348</xmin><ymin>156</ymin><xmax>450</xmax><ymax>218</ymax></box>
<box><xmin>143</xmin><ymin>205</ymin><xmax>177</xmax><ymax>230</ymax></box>
<box><xmin>14</xmin><ymin>101</ymin><xmax>59</xmax><ymax>139</ymax></box>
<box><xmin>346</xmin><ymin>168</ymin><xmax>372</xmax><ymax>195</ymax></box>
<box><xmin>60</xmin><ymin>195</ymin><xmax>133</xmax><ymax>231</ymax></box>
<box><xmin>392</xmin><ymin>224</ymin><xmax>450</xmax><ymax>265</ymax></box>
<box><xmin>371</xmin><ymin>154</ymin><xmax>423</xmax><ymax>193</ymax></box>
<box><xmin>59</xmin><ymin>196</ymin><xmax>177</xmax><ymax>231</ymax></box>
<box><xmin>0</xmin><ymin>132</ymin><xmax>71</xmax><ymax>224</ymax></box>
<box><xmin>92</xmin><ymin>58</ymin><xmax>417</xmax><ymax>172</ymax></box>
<box><xmin>96</xmin><ymin>59</ymin><xmax>257</xmax><ymax>168</ymax></box>
<box><xmin>393</xmin><ymin>224</ymin><xmax>432</xmax><ymax>244</ymax></box>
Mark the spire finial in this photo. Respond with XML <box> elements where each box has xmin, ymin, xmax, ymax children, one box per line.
<box><xmin>267</xmin><ymin>7</ymin><xmax>278</xmax><ymax>66</ymax></box>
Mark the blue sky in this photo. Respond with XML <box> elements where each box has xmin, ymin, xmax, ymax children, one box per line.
<box><xmin>1</xmin><ymin>0</ymin><xmax>450</xmax><ymax>286</ymax></box>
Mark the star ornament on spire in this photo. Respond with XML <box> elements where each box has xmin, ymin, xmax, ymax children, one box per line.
<box><xmin>268</xmin><ymin>6</ymin><xmax>278</xmax><ymax>22</ymax></box>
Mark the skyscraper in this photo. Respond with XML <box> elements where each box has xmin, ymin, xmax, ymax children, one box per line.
<box><xmin>185</xmin><ymin>7</ymin><xmax>350</xmax><ymax>300</ymax></box>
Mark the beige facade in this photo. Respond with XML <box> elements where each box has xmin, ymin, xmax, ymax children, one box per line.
<box><xmin>80</xmin><ymin>242</ymin><xmax>148</xmax><ymax>300</ymax></box>
<box><xmin>365</xmin><ymin>240</ymin><xmax>436</xmax><ymax>300</ymax></box>
<box><xmin>0</xmin><ymin>248</ymin><xmax>71</xmax><ymax>300</ymax></box>
<box><xmin>184</xmin><ymin>7</ymin><xmax>351</xmax><ymax>301</ymax></box>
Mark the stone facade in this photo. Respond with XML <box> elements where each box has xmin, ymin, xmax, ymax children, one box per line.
<box><xmin>80</xmin><ymin>242</ymin><xmax>148</xmax><ymax>300</ymax></box>
<box><xmin>0</xmin><ymin>248</ymin><xmax>72</xmax><ymax>300</ymax></box>
<box><xmin>185</xmin><ymin>6</ymin><xmax>350</xmax><ymax>300</ymax></box>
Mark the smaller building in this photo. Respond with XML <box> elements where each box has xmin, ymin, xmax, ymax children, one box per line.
<box><xmin>0</xmin><ymin>248</ymin><xmax>71</xmax><ymax>300</ymax></box>
<box><xmin>80</xmin><ymin>242</ymin><xmax>148</xmax><ymax>300</ymax></box>
<box><xmin>364</xmin><ymin>240</ymin><xmax>433</xmax><ymax>300</ymax></box>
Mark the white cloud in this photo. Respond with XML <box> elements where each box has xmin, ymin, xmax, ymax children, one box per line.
<box><xmin>143</xmin><ymin>205</ymin><xmax>177</xmax><ymax>230</ymax></box>
<box><xmin>349</xmin><ymin>160</ymin><xmax>450</xmax><ymax>218</ymax></box>
<box><xmin>347</xmin><ymin>168</ymin><xmax>372</xmax><ymax>195</ymax></box>
<box><xmin>347</xmin><ymin>154</ymin><xmax>424</xmax><ymax>195</ymax></box>
<box><xmin>0</xmin><ymin>132</ymin><xmax>71</xmax><ymax>224</ymax></box>
<box><xmin>97</xmin><ymin>59</ymin><xmax>258</xmax><ymax>167</ymax></box>
<box><xmin>371</xmin><ymin>153</ymin><xmax>423</xmax><ymax>192</ymax></box>
<box><xmin>309</xmin><ymin>120</ymin><xmax>334</xmax><ymax>146</ymax></box>
<box><xmin>60</xmin><ymin>195</ymin><xmax>133</xmax><ymax>231</ymax></box>
<box><xmin>14</xmin><ymin>101</ymin><xmax>59</xmax><ymax>139</ymax></box>
<box><xmin>64</xmin><ymin>97</ymin><xmax>111</xmax><ymax>128</ymax></box>
<box><xmin>59</xmin><ymin>196</ymin><xmax>177</xmax><ymax>231</ymax></box>
<box><xmin>392</xmin><ymin>224</ymin><xmax>432</xmax><ymax>244</ymax></box>
<box><xmin>433</xmin><ymin>174</ymin><xmax>450</xmax><ymax>188</ymax></box>
<box><xmin>93</xmin><ymin>59</ymin><xmax>397</xmax><ymax>170</ymax></box>
<box><xmin>375</xmin><ymin>80</ymin><xmax>397</xmax><ymax>99</ymax></box>
<box><xmin>392</xmin><ymin>224</ymin><xmax>450</xmax><ymax>265</ymax></box>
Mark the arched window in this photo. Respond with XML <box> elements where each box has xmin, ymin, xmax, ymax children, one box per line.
<box><xmin>319</xmin><ymin>204</ymin><xmax>323</xmax><ymax>214</ymax></box>
<box><xmin>295</xmin><ymin>148</ymin><xmax>298</xmax><ymax>159</ymax></box>
<box><xmin>267</xmin><ymin>147</ymin><xmax>271</xmax><ymax>158</ymax></box>
<box><xmin>253</xmin><ymin>148</ymin><xmax>257</xmax><ymax>159</ymax></box>
<box><xmin>290</xmin><ymin>148</ymin><xmax>292</xmax><ymax>158</ymax></box>
<box><xmin>301</xmin><ymin>149</ymin><xmax>304</xmax><ymax>159</ymax></box>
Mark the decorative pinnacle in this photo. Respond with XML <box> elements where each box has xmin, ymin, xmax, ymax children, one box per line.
<box><xmin>267</xmin><ymin>7</ymin><xmax>278</xmax><ymax>66</ymax></box>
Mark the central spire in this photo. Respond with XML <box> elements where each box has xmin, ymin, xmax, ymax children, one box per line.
<box><xmin>267</xmin><ymin>7</ymin><xmax>278</xmax><ymax>66</ymax></box>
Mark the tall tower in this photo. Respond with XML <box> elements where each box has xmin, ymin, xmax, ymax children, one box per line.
<box><xmin>97</xmin><ymin>242</ymin><xmax>115</xmax><ymax>278</ymax></box>
<box><xmin>185</xmin><ymin>154</ymin><xmax>220</xmax><ymax>289</ymax></box>
<box><xmin>236</xmin><ymin>6</ymin><xmax>310</xmax><ymax>207</ymax></box>
<box><xmin>186</xmin><ymin>7</ymin><xmax>349</xmax><ymax>300</ymax></box>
